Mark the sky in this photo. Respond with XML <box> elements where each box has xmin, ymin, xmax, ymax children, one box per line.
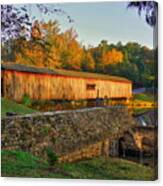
<box><xmin>23</xmin><ymin>1</ymin><xmax>154</xmax><ymax>48</ymax></box>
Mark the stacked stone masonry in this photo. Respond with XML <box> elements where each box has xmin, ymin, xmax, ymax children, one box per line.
<box><xmin>1</xmin><ymin>107</ymin><xmax>136</xmax><ymax>162</ymax></box>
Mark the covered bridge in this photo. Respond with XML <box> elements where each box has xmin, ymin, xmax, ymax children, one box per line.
<box><xmin>1</xmin><ymin>63</ymin><xmax>132</xmax><ymax>102</ymax></box>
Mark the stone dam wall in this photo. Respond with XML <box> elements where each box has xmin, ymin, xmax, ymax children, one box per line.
<box><xmin>1</xmin><ymin>107</ymin><xmax>136</xmax><ymax>162</ymax></box>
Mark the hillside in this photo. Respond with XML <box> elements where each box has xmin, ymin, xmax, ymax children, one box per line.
<box><xmin>1</xmin><ymin>98</ymin><xmax>37</xmax><ymax>117</ymax></box>
<box><xmin>1</xmin><ymin>150</ymin><xmax>156</xmax><ymax>180</ymax></box>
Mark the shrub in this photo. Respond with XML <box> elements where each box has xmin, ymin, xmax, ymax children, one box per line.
<box><xmin>22</xmin><ymin>94</ymin><xmax>32</xmax><ymax>106</ymax></box>
<box><xmin>45</xmin><ymin>147</ymin><xmax>58</xmax><ymax>166</ymax></box>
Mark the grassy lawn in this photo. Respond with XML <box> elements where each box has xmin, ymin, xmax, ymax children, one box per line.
<box><xmin>133</xmin><ymin>93</ymin><xmax>155</xmax><ymax>102</ymax></box>
<box><xmin>1</xmin><ymin>98</ymin><xmax>37</xmax><ymax>117</ymax></box>
<box><xmin>1</xmin><ymin>150</ymin><xmax>156</xmax><ymax>180</ymax></box>
<box><xmin>133</xmin><ymin>108</ymin><xmax>153</xmax><ymax>115</ymax></box>
<box><xmin>132</xmin><ymin>93</ymin><xmax>157</xmax><ymax>115</ymax></box>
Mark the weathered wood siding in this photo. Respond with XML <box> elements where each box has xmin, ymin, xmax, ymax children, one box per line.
<box><xmin>2</xmin><ymin>70</ymin><xmax>132</xmax><ymax>101</ymax></box>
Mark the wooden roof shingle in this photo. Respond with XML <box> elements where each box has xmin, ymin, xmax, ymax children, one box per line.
<box><xmin>1</xmin><ymin>63</ymin><xmax>131</xmax><ymax>83</ymax></box>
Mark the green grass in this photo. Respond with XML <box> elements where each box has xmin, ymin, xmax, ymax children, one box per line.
<box><xmin>1</xmin><ymin>150</ymin><xmax>156</xmax><ymax>180</ymax></box>
<box><xmin>133</xmin><ymin>93</ymin><xmax>155</xmax><ymax>102</ymax></box>
<box><xmin>1</xmin><ymin>98</ymin><xmax>37</xmax><ymax>117</ymax></box>
<box><xmin>132</xmin><ymin>93</ymin><xmax>156</xmax><ymax>115</ymax></box>
<box><xmin>133</xmin><ymin>108</ymin><xmax>152</xmax><ymax>115</ymax></box>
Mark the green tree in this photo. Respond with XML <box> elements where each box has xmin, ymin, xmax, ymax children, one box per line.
<box><xmin>81</xmin><ymin>49</ymin><xmax>95</xmax><ymax>71</ymax></box>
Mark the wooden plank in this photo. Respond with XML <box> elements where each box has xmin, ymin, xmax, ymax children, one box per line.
<box><xmin>3</xmin><ymin>70</ymin><xmax>132</xmax><ymax>101</ymax></box>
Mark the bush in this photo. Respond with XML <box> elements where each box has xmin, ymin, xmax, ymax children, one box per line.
<box><xmin>45</xmin><ymin>147</ymin><xmax>58</xmax><ymax>166</ymax></box>
<box><xmin>22</xmin><ymin>94</ymin><xmax>32</xmax><ymax>106</ymax></box>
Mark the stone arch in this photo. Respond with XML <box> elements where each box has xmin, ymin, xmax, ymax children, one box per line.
<box><xmin>118</xmin><ymin>131</ymin><xmax>140</xmax><ymax>158</ymax></box>
<box><xmin>118</xmin><ymin>137</ymin><xmax>125</xmax><ymax>157</ymax></box>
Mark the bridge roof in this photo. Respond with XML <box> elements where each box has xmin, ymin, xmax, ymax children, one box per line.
<box><xmin>2</xmin><ymin>63</ymin><xmax>131</xmax><ymax>83</ymax></box>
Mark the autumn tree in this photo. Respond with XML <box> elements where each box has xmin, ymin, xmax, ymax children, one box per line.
<box><xmin>40</xmin><ymin>21</ymin><xmax>61</xmax><ymax>68</ymax></box>
<box><xmin>59</xmin><ymin>28</ymin><xmax>83</xmax><ymax>70</ymax></box>
<box><xmin>14</xmin><ymin>22</ymin><xmax>83</xmax><ymax>70</ymax></box>
<box><xmin>14</xmin><ymin>21</ymin><xmax>61</xmax><ymax>68</ymax></box>
<box><xmin>102</xmin><ymin>48</ymin><xmax>123</xmax><ymax>65</ymax></box>
<box><xmin>1</xmin><ymin>4</ymin><xmax>73</xmax><ymax>64</ymax></box>
<box><xmin>81</xmin><ymin>49</ymin><xmax>95</xmax><ymax>71</ymax></box>
<box><xmin>15</xmin><ymin>38</ymin><xmax>46</xmax><ymax>67</ymax></box>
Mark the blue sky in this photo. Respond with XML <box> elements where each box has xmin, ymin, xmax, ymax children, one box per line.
<box><xmin>24</xmin><ymin>1</ymin><xmax>153</xmax><ymax>48</ymax></box>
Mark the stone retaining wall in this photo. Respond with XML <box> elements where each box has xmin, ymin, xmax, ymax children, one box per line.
<box><xmin>1</xmin><ymin>107</ymin><xmax>136</xmax><ymax>162</ymax></box>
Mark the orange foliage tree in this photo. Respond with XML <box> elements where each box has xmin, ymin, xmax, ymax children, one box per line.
<box><xmin>58</xmin><ymin>28</ymin><xmax>83</xmax><ymax>70</ymax></box>
<box><xmin>102</xmin><ymin>48</ymin><xmax>123</xmax><ymax>65</ymax></box>
<box><xmin>15</xmin><ymin>21</ymin><xmax>61</xmax><ymax>68</ymax></box>
<box><xmin>15</xmin><ymin>38</ymin><xmax>46</xmax><ymax>67</ymax></box>
<box><xmin>15</xmin><ymin>21</ymin><xmax>83</xmax><ymax>70</ymax></box>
